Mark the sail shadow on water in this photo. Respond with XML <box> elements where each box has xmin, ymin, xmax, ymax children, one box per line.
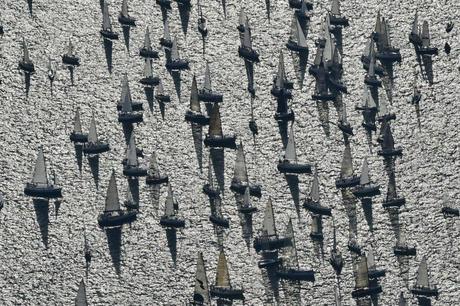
<box><xmin>277</xmin><ymin>121</ymin><xmax>289</xmax><ymax>148</ymax></box>
<box><xmin>361</xmin><ymin>198</ymin><xmax>374</xmax><ymax>232</ymax></box>
<box><xmin>103</xmin><ymin>39</ymin><xmax>113</xmax><ymax>74</ymax></box>
<box><xmin>144</xmin><ymin>87</ymin><xmax>154</xmax><ymax>113</ymax></box>
<box><xmin>74</xmin><ymin>144</ymin><xmax>83</xmax><ymax>173</ymax></box>
<box><xmin>105</xmin><ymin>227</ymin><xmax>122</xmax><ymax>275</ymax></box>
<box><xmin>290</xmin><ymin>49</ymin><xmax>308</xmax><ymax>90</ymax></box>
<box><xmin>210</xmin><ymin>148</ymin><xmax>225</xmax><ymax>195</ymax></box>
<box><xmin>122</xmin><ymin>26</ymin><xmax>131</xmax><ymax>52</ymax></box>
<box><xmin>87</xmin><ymin>155</ymin><xmax>100</xmax><ymax>189</ymax></box>
<box><xmin>127</xmin><ymin>178</ymin><xmax>140</xmax><ymax>208</ymax></box>
<box><xmin>166</xmin><ymin>228</ymin><xmax>178</xmax><ymax>267</ymax></box>
<box><xmin>177</xmin><ymin>3</ymin><xmax>191</xmax><ymax>36</ymax></box>
<box><xmin>24</xmin><ymin>72</ymin><xmax>31</xmax><ymax>97</ymax></box>
<box><xmin>122</xmin><ymin>123</ymin><xmax>133</xmax><ymax>146</ymax></box>
<box><xmin>316</xmin><ymin>101</ymin><xmax>331</xmax><ymax>137</ymax></box>
<box><xmin>33</xmin><ymin>198</ymin><xmax>49</xmax><ymax>248</ymax></box>
<box><xmin>170</xmin><ymin>70</ymin><xmax>182</xmax><ymax>102</ymax></box>
<box><xmin>285</xmin><ymin>174</ymin><xmax>301</xmax><ymax>216</ymax></box>
<box><xmin>27</xmin><ymin>0</ymin><xmax>33</xmax><ymax>15</ymax></box>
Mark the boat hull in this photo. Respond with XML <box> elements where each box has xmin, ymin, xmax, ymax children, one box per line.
<box><xmin>257</xmin><ymin>258</ymin><xmax>281</xmax><ymax>269</ymax></box>
<box><xmin>288</xmin><ymin>0</ymin><xmax>313</xmax><ymax>10</ymax></box>
<box><xmin>303</xmin><ymin>201</ymin><xmax>332</xmax><ymax>216</ymax></box>
<box><xmin>286</xmin><ymin>40</ymin><xmax>308</xmax><ymax>53</ymax></box>
<box><xmin>238</xmin><ymin>47</ymin><xmax>260</xmax><ymax>63</ymax></box>
<box><xmin>377</xmin><ymin>148</ymin><xmax>403</xmax><ymax>157</ymax></box>
<box><xmin>139</xmin><ymin>48</ymin><xmax>159</xmax><ymax>59</ymax></box>
<box><xmin>166</xmin><ymin>60</ymin><xmax>190</xmax><ymax>71</ymax></box>
<box><xmin>310</xmin><ymin>232</ymin><xmax>324</xmax><ymax>241</ymax></box>
<box><xmin>376</xmin><ymin>51</ymin><xmax>402</xmax><ymax>63</ymax></box>
<box><xmin>416</xmin><ymin>48</ymin><xmax>438</xmax><ymax>56</ymax></box>
<box><xmin>210</xmin><ymin>286</ymin><xmax>244</xmax><ymax>300</ymax></box>
<box><xmin>204</xmin><ymin>135</ymin><xmax>237</xmax><ymax>149</ymax></box>
<box><xmin>117</xmin><ymin>101</ymin><xmax>143</xmax><ymax>111</ymax></box>
<box><xmin>198</xmin><ymin>91</ymin><xmax>223</xmax><ymax>103</ymax></box>
<box><xmin>155</xmin><ymin>94</ymin><xmax>171</xmax><ymax>103</ymax></box>
<box><xmin>254</xmin><ymin>237</ymin><xmax>291</xmax><ymax>253</ymax></box>
<box><xmin>330</xmin><ymin>16</ymin><xmax>349</xmax><ymax>27</ymax></box>
<box><xmin>82</xmin><ymin>143</ymin><xmax>110</xmax><ymax>155</ymax></box>
<box><xmin>338</xmin><ymin>123</ymin><xmax>354</xmax><ymax>136</ymax></box>
<box><xmin>353</xmin><ymin>185</ymin><xmax>381</xmax><ymax>198</ymax></box>
<box><xmin>98</xmin><ymin>211</ymin><xmax>137</xmax><ymax>228</ymax></box>
<box><xmin>159</xmin><ymin>38</ymin><xmax>173</xmax><ymax>48</ymax></box>
<box><xmin>24</xmin><ymin>185</ymin><xmax>62</xmax><ymax>199</ymax></box>
<box><xmin>393</xmin><ymin>246</ymin><xmax>416</xmax><ymax>256</ymax></box>
<box><xmin>62</xmin><ymin>55</ymin><xmax>80</xmax><ymax>66</ymax></box>
<box><xmin>335</xmin><ymin>176</ymin><xmax>360</xmax><ymax>188</ymax></box>
<box><xmin>382</xmin><ymin>197</ymin><xmax>406</xmax><ymax>208</ymax></box>
<box><xmin>238</xmin><ymin>205</ymin><xmax>258</xmax><ymax>214</ymax></box>
<box><xmin>156</xmin><ymin>0</ymin><xmax>172</xmax><ymax>9</ymax></box>
<box><xmin>352</xmin><ymin>285</ymin><xmax>382</xmax><ymax>298</ymax></box>
<box><xmin>160</xmin><ymin>217</ymin><xmax>185</xmax><ymax>228</ymax></box>
<box><xmin>140</xmin><ymin>77</ymin><xmax>160</xmax><ymax>86</ymax></box>
<box><xmin>209</xmin><ymin>215</ymin><xmax>229</xmax><ymax>228</ymax></box>
<box><xmin>411</xmin><ymin>287</ymin><xmax>439</xmax><ymax>297</ymax></box>
<box><xmin>202</xmin><ymin>184</ymin><xmax>220</xmax><ymax>198</ymax></box>
<box><xmin>364</xmin><ymin>76</ymin><xmax>382</xmax><ymax>87</ymax></box>
<box><xmin>271</xmin><ymin>87</ymin><xmax>292</xmax><ymax>99</ymax></box>
<box><xmin>277</xmin><ymin>162</ymin><xmax>312</xmax><ymax>174</ymax></box>
<box><xmin>19</xmin><ymin>62</ymin><xmax>35</xmax><ymax>73</ymax></box>
<box><xmin>230</xmin><ymin>181</ymin><xmax>262</xmax><ymax>198</ymax></box>
<box><xmin>118</xmin><ymin>113</ymin><xmax>143</xmax><ymax>124</ymax></box>
<box><xmin>118</xmin><ymin>16</ymin><xmax>136</xmax><ymax>27</ymax></box>
<box><xmin>274</xmin><ymin>110</ymin><xmax>295</xmax><ymax>122</ymax></box>
<box><xmin>277</xmin><ymin>269</ymin><xmax>315</xmax><ymax>281</ymax></box>
<box><xmin>184</xmin><ymin>111</ymin><xmax>210</xmax><ymax>125</ymax></box>
<box><xmin>312</xmin><ymin>92</ymin><xmax>336</xmax><ymax>102</ymax></box>
<box><xmin>442</xmin><ymin>207</ymin><xmax>459</xmax><ymax>217</ymax></box>
<box><xmin>145</xmin><ymin>175</ymin><xmax>169</xmax><ymax>185</ymax></box>
<box><xmin>70</xmin><ymin>132</ymin><xmax>88</xmax><ymax>143</ymax></box>
<box><xmin>377</xmin><ymin>113</ymin><xmax>396</xmax><ymax>122</ymax></box>
<box><xmin>368</xmin><ymin>269</ymin><xmax>386</xmax><ymax>279</ymax></box>
<box><xmin>100</xmin><ymin>30</ymin><xmax>119</xmax><ymax>40</ymax></box>
<box><xmin>123</xmin><ymin>167</ymin><xmax>148</xmax><ymax>177</ymax></box>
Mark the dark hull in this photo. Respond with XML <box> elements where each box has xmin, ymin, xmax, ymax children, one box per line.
<box><xmin>198</xmin><ymin>91</ymin><xmax>223</xmax><ymax>103</ymax></box>
<box><xmin>361</xmin><ymin>58</ymin><xmax>385</xmax><ymax>76</ymax></box>
<box><xmin>368</xmin><ymin>269</ymin><xmax>386</xmax><ymax>279</ymax></box>
<box><xmin>312</xmin><ymin>92</ymin><xmax>336</xmax><ymax>102</ymax></box>
<box><xmin>271</xmin><ymin>87</ymin><xmax>292</xmax><ymax>99</ymax></box>
<box><xmin>328</xmin><ymin>79</ymin><xmax>348</xmax><ymax>93</ymax></box>
<box><xmin>118</xmin><ymin>16</ymin><xmax>136</xmax><ymax>27</ymax></box>
<box><xmin>145</xmin><ymin>175</ymin><xmax>169</xmax><ymax>185</ymax></box>
<box><xmin>24</xmin><ymin>185</ymin><xmax>62</xmax><ymax>199</ymax></box>
<box><xmin>338</xmin><ymin>123</ymin><xmax>354</xmax><ymax>136</ymax></box>
<box><xmin>335</xmin><ymin>176</ymin><xmax>361</xmax><ymax>188</ymax></box>
<box><xmin>160</xmin><ymin>38</ymin><xmax>173</xmax><ymax>48</ymax></box>
<box><xmin>230</xmin><ymin>181</ymin><xmax>262</xmax><ymax>198</ymax></box>
<box><xmin>364</xmin><ymin>76</ymin><xmax>382</xmax><ymax>87</ymax></box>
<box><xmin>117</xmin><ymin>101</ymin><xmax>143</xmax><ymax>111</ymax></box>
<box><xmin>348</xmin><ymin>243</ymin><xmax>362</xmax><ymax>255</ymax></box>
<box><xmin>100</xmin><ymin>30</ymin><xmax>119</xmax><ymax>40</ymax></box>
<box><xmin>155</xmin><ymin>94</ymin><xmax>171</xmax><ymax>103</ymax></box>
<box><xmin>352</xmin><ymin>285</ymin><xmax>382</xmax><ymax>298</ymax></box>
<box><xmin>277</xmin><ymin>162</ymin><xmax>312</xmax><ymax>174</ymax></box>
<box><xmin>166</xmin><ymin>60</ymin><xmax>190</xmax><ymax>71</ymax></box>
<box><xmin>329</xmin><ymin>256</ymin><xmax>344</xmax><ymax>275</ymax></box>
<box><xmin>303</xmin><ymin>201</ymin><xmax>332</xmax><ymax>216</ymax></box>
<box><xmin>382</xmin><ymin>197</ymin><xmax>406</xmax><ymax>208</ymax></box>
<box><xmin>377</xmin><ymin>148</ymin><xmax>403</xmax><ymax>157</ymax></box>
<box><xmin>209</xmin><ymin>215</ymin><xmax>229</xmax><ymax>228</ymax></box>
<box><xmin>174</xmin><ymin>0</ymin><xmax>192</xmax><ymax>7</ymax></box>
<box><xmin>288</xmin><ymin>0</ymin><xmax>313</xmax><ymax>10</ymax></box>
<box><xmin>140</xmin><ymin>77</ymin><xmax>160</xmax><ymax>86</ymax></box>
<box><xmin>70</xmin><ymin>132</ymin><xmax>88</xmax><ymax>143</ymax></box>
<box><xmin>362</xmin><ymin>122</ymin><xmax>377</xmax><ymax>132</ymax></box>
<box><xmin>411</xmin><ymin>287</ymin><xmax>439</xmax><ymax>297</ymax></box>
<box><xmin>210</xmin><ymin>287</ymin><xmax>244</xmax><ymax>300</ymax></box>
<box><xmin>329</xmin><ymin>16</ymin><xmax>349</xmax><ymax>27</ymax></box>
<box><xmin>295</xmin><ymin>12</ymin><xmax>310</xmax><ymax>21</ymax></box>
<box><xmin>123</xmin><ymin>167</ymin><xmax>148</xmax><ymax>177</ymax></box>
<box><xmin>409</xmin><ymin>34</ymin><xmax>423</xmax><ymax>46</ymax></box>
<box><xmin>376</xmin><ymin>52</ymin><xmax>402</xmax><ymax>63</ymax></box>
<box><xmin>274</xmin><ymin>111</ymin><xmax>295</xmax><ymax>122</ymax></box>
<box><xmin>185</xmin><ymin>111</ymin><xmax>210</xmax><ymax>125</ymax></box>
<box><xmin>202</xmin><ymin>184</ymin><xmax>220</xmax><ymax>198</ymax></box>
<box><xmin>353</xmin><ymin>185</ymin><xmax>381</xmax><ymax>198</ymax></box>
<box><xmin>253</xmin><ymin>237</ymin><xmax>291</xmax><ymax>253</ymax></box>
<box><xmin>238</xmin><ymin>47</ymin><xmax>260</xmax><ymax>63</ymax></box>
<box><xmin>277</xmin><ymin>269</ymin><xmax>315</xmax><ymax>281</ymax></box>
<box><xmin>238</xmin><ymin>205</ymin><xmax>258</xmax><ymax>214</ymax></box>
<box><xmin>393</xmin><ymin>246</ymin><xmax>416</xmax><ymax>256</ymax></box>
<box><xmin>377</xmin><ymin>113</ymin><xmax>396</xmax><ymax>122</ymax></box>
<box><xmin>19</xmin><ymin>62</ymin><xmax>35</xmax><ymax>73</ymax></box>
<box><xmin>310</xmin><ymin>232</ymin><xmax>324</xmax><ymax>241</ymax></box>
<box><xmin>62</xmin><ymin>55</ymin><xmax>80</xmax><ymax>66</ymax></box>
<box><xmin>204</xmin><ymin>135</ymin><xmax>236</xmax><ymax>149</ymax></box>
<box><xmin>156</xmin><ymin>0</ymin><xmax>172</xmax><ymax>9</ymax></box>
<box><xmin>198</xmin><ymin>23</ymin><xmax>208</xmax><ymax>37</ymax></box>
<box><xmin>83</xmin><ymin>143</ymin><xmax>110</xmax><ymax>154</ymax></box>
<box><xmin>442</xmin><ymin>207</ymin><xmax>459</xmax><ymax>217</ymax></box>
<box><xmin>258</xmin><ymin>258</ymin><xmax>281</xmax><ymax>269</ymax></box>
<box><xmin>160</xmin><ymin>217</ymin><xmax>185</xmax><ymax>228</ymax></box>
<box><xmin>416</xmin><ymin>48</ymin><xmax>438</xmax><ymax>55</ymax></box>
<box><xmin>118</xmin><ymin>113</ymin><xmax>143</xmax><ymax>124</ymax></box>
<box><xmin>98</xmin><ymin>211</ymin><xmax>137</xmax><ymax>227</ymax></box>
<box><xmin>286</xmin><ymin>40</ymin><xmax>308</xmax><ymax>53</ymax></box>
<box><xmin>139</xmin><ymin>48</ymin><xmax>159</xmax><ymax>59</ymax></box>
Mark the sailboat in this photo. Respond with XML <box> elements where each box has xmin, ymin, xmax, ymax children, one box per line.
<box><xmin>238</xmin><ymin>19</ymin><xmax>259</xmax><ymax>63</ymax></box>
<box><xmin>123</xmin><ymin>133</ymin><xmax>147</xmax><ymax>177</ymax></box>
<box><xmin>82</xmin><ymin>113</ymin><xmax>110</xmax><ymax>155</ymax></box>
<box><xmin>19</xmin><ymin>38</ymin><xmax>35</xmax><ymax>73</ymax></box>
<box><xmin>329</xmin><ymin>0</ymin><xmax>349</xmax><ymax>27</ymax></box>
<box><xmin>303</xmin><ymin>169</ymin><xmax>332</xmax><ymax>216</ymax></box>
<box><xmin>145</xmin><ymin>152</ymin><xmax>169</xmax><ymax>185</ymax></box>
<box><xmin>364</xmin><ymin>43</ymin><xmax>382</xmax><ymax>88</ymax></box>
<box><xmin>311</xmin><ymin>65</ymin><xmax>336</xmax><ymax>102</ymax></box>
<box><xmin>165</xmin><ymin>38</ymin><xmax>190</xmax><ymax>71</ymax></box>
<box><xmin>97</xmin><ymin>171</ymin><xmax>137</xmax><ymax>227</ymax></box>
<box><xmin>75</xmin><ymin>279</ymin><xmax>88</xmax><ymax>306</ymax></box>
<box><xmin>377</xmin><ymin>123</ymin><xmax>403</xmax><ymax>157</ymax></box>
<box><xmin>118</xmin><ymin>75</ymin><xmax>144</xmax><ymax>124</ymax></box>
<box><xmin>117</xmin><ymin>74</ymin><xmax>143</xmax><ymax>111</ymax></box>
<box><xmin>411</xmin><ymin>257</ymin><xmax>439</xmax><ymax>297</ymax></box>
<box><xmin>210</xmin><ymin>251</ymin><xmax>245</xmax><ymax>301</ymax></box>
<box><xmin>100</xmin><ymin>1</ymin><xmax>119</xmax><ymax>40</ymax></box>
<box><xmin>337</xmin><ymin>103</ymin><xmax>354</xmax><ymax>136</ymax></box>
<box><xmin>238</xmin><ymin>187</ymin><xmax>258</xmax><ymax>215</ymax></box>
<box><xmin>230</xmin><ymin>142</ymin><xmax>262</xmax><ymax>197</ymax></box>
<box><xmin>159</xmin><ymin>20</ymin><xmax>173</xmax><ymax>48</ymax></box>
<box><xmin>441</xmin><ymin>195</ymin><xmax>459</xmax><ymax>217</ymax></box>
<box><xmin>289</xmin><ymin>0</ymin><xmax>313</xmax><ymax>10</ymax></box>
<box><xmin>254</xmin><ymin>198</ymin><xmax>291</xmax><ymax>253</ymax></box>
<box><xmin>277</xmin><ymin>124</ymin><xmax>312</xmax><ymax>174</ymax></box>
<box><xmin>155</xmin><ymin>79</ymin><xmax>171</xmax><ymax>103</ymax></box>
<box><xmin>185</xmin><ymin>76</ymin><xmax>210</xmax><ymax>125</ymax></box>
<box><xmin>209</xmin><ymin>194</ymin><xmax>229</xmax><ymax>228</ymax></box>
<box><xmin>271</xmin><ymin>50</ymin><xmax>293</xmax><ymax>99</ymax></box>
<box><xmin>277</xmin><ymin>219</ymin><xmax>315</xmax><ymax>281</ymax></box>
<box><xmin>361</xmin><ymin>38</ymin><xmax>385</xmax><ymax>76</ymax></box>
<box><xmin>160</xmin><ymin>183</ymin><xmax>185</xmax><ymax>228</ymax></box>
<box><xmin>70</xmin><ymin>107</ymin><xmax>88</xmax><ymax>143</ymax></box>
<box><xmin>139</xmin><ymin>27</ymin><xmax>159</xmax><ymax>59</ymax></box>
<box><xmin>286</xmin><ymin>16</ymin><xmax>308</xmax><ymax>52</ymax></box>
<box><xmin>329</xmin><ymin>226</ymin><xmax>344</xmax><ymax>275</ymax></box>
<box><xmin>366</xmin><ymin>249</ymin><xmax>386</xmax><ymax>279</ymax></box>
<box><xmin>347</xmin><ymin>234</ymin><xmax>362</xmax><ymax>255</ymax></box>
<box><xmin>417</xmin><ymin>21</ymin><xmax>438</xmax><ymax>55</ymax></box>
<box><xmin>237</xmin><ymin>9</ymin><xmax>247</xmax><ymax>33</ymax></box>
<box><xmin>381</xmin><ymin>175</ymin><xmax>406</xmax><ymax>208</ymax></box>
<box><xmin>62</xmin><ymin>39</ymin><xmax>80</xmax><ymax>66</ymax></box>
<box><xmin>189</xmin><ymin>252</ymin><xmax>211</xmax><ymax>305</ymax></box>
<box><xmin>309</xmin><ymin>214</ymin><xmax>323</xmax><ymax>241</ymax></box>
<box><xmin>352</xmin><ymin>157</ymin><xmax>380</xmax><ymax>198</ymax></box>
<box><xmin>24</xmin><ymin>148</ymin><xmax>62</xmax><ymax>199</ymax></box>
<box><xmin>139</xmin><ymin>58</ymin><xmax>160</xmax><ymax>86</ymax></box>
<box><xmin>409</xmin><ymin>12</ymin><xmax>422</xmax><ymax>46</ymax></box>
<box><xmin>118</xmin><ymin>0</ymin><xmax>136</xmax><ymax>27</ymax></box>
<box><xmin>375</xmin><ymin>17</ymin><xmax>401</xmax><ymax>63</ymax></box>
<box><xmin>156</xmin><ymin>0</ymin><xmax>172</xmax><ymax>10</ymax></box>
<box><xmin>393</xmin><ymin>228</ymin><xmax>416</xmax><ymax>256</ymax></box>
<box><xmin>198</xmin><ymin>63</ymin><xmax>223</xmax><ymax>103</ymax></box>
<box><xmin>351</xmin><ymin>255</ymin><xmax>382</xmax><ymax>298</ymax></box>
<box><xmin>357</xmin><ymin>86</ymin><xmax>377</xmax><ymax>131</ymax></box>
<box><xmin>202</xmin><ymin>158</ymin><xmax>220</xmax><ymax>199</ymax></box>
<box><xmin>203</xmin><ymin>104</ymin><xmax>236</xmax><ymax>149</ymax></box>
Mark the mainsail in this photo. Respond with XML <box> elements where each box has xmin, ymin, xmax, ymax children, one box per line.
<box><xmin>296</xmin><ymin>18</ymin><xmax>307</xmax><ymax>48</ymax></box>
<box><xmin>262</xmin><ymin>198</ymin><xmax>277</xmax><ymax>237</ymax></box>
<box><xmin>242</xmin><ymin>19</ymin><xmax>252</xmax><ymax>49</ymax></box>
<box><xmin>215</xmin><ymin>251</ymin><xmax>231</xmax><ymax>288</ymax></box>
<box><xmin>355</xmin><ymin>255</ymin><xmax>369</xmax><ymax>288</ymax></box>
<box><xmin>163</xmin><ymin>20</ymin><xmax>171</xmax><ymax>42</ymax></box>
<box><xmin>310</xmin><ymin>169</ymin><xmax>320</xmax><ymax>202</ymax></box>
<box><xmin>73</xmin><ymin>108</ymin><xmax>83</xmax><ymax>134</ymax></box>
<box><xmin>203</xmin><ymin>63</ymin><xmax>212</xmax><ymax>92</ymax></box>
<box><xmin>126</xmin><ymin>133</ymin><xmax>138</xmax><ymax>167</ymax></box>
<box><xmin>282</xmin><ymin>219</ymin><xmax>299</xmax><ymax>268</ymax></box>
<box><xmin>331</xmin><ymin>0</ymin><xmax>341</xmax><ymax>16</ymax></box>
<box><xmin>415</xmin><ymin>257</ymin><xmax>430</xmax><ymax>288</ymax></box>
<box><xmin>121</xmin><ymin>0</ymin><xmax>129</xmax><ymax>17</ymax></box>
<box><xmin>411</xmin><ymin>12</ymin><xmax>419</xmax><ymax>36</ymax></box>
<box><xmin>105</xmin><ymin>171</ymin><xmax>121</xmax><ymax>212</ymax></box>
<box><xmin>194</xmin><ymin>252</ymin><xmax>210</xmax><ymax>304</ymax></box>
<box><xmin>164</xmin><ymin>183</ymin><xmax>175</xmax><ymax>217</ymax></box>
<box><xmin>421</xmin><ymin>21</ymin><xmax>430</xmax><ymax>47</ymax></box>
<box><xmin>359</xmin><ymin>157</ymin><xmax>371</xmax><ymax>185</ymax></box>
<box><xmin>75</xmin><ymin>279</ymin><xmax>88</xmax><ymax>306</ymax></box>
<box><xmin>208</xmin><ymin>104</ymin><xmax>223</xmax><ymax>137</ymax></box>
<box><xmin>32</xmin><ymin>148</ymin><xmax>49</xmax><ymax>186</ymax></box>
<box><xmin>233</xmin><ymin>142</ymin><xmax>248</xmax><ymax>184</ymax></box>
<box><xmin>382</xmin><ymin>124</ymin><xmax>395</xmax><ymax>150</ymax></box>
<box><xmin>190</xmin><ymin>76</ymin><xmax>201</xmax><ymax>112</ymax></box>
<box><xmin>285</xmin><ymin>125</ymin><xmax>298</xmax><ymax>162</ymax></box>
<box><xmin>143</xmin><ymin>58</ymin><xmax>153</xmax><ymax>79</ymax></box>
<box><xmin>66</xmin><ymin>39</ymin><xmax>75</xmax><ymax>57</ymax></box>
<box><xmin>88</xmin><ymin>114</ymin><xmax>98</xmax><ymax>144</ymax></box>
<box><xmin>143</xmin><ymin>27</ymin><xmax>151</xmax><ymax>50</ymax></box>
<box><xmin>275</xmin><ymin>51</ymin><xmax>285</xmax><ymax>89</ymax></box>
<box><xmin>120</xmin><ymin>74</ymin><xmax>133</xmax><ymax>112</ymax></box>
<box><xmin>102</xmin><ymin>2</ymin><xmax>112</xmax><ymax>31</ymax></box>
<box><xmin>171</xmin><ymin>38</ymin><xmax>179</xmax><ymax>61</ymax></box>
<box><xmin>367</xmin><ymin>249</ymin><xmax>376</xmax><ymax>270</ymax></box>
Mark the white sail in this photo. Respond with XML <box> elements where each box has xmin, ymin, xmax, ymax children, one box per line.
<box><xmin>171</xmin><ymin>38</ymin><xmax>179</xmax><ymax>61</ymax></box>
<box><xmin>73</xmin><ymin>108</ymin><xmax>82</xmax><ymax>133</ymax></box>
<box><xmin>102</xmin><ymin>2</ymin><xmax>112</xmax><ymax>31</ymax></box>
<box><xmin>149</xmin><ymin>152</ymin><xmax>159</xmax><ymax>176</ymax></box>
<box><xmin>190</xmin><ymin>76</ymin><xmax>201</xmax><ymax>112</ymax></box>
<box><xmin>285</xmin><ymin>125</ymin><xmax>297</xmax><ymax>162</ymax></box>
<box><xmin>143</xmin><ymin>27</ymin><xmax>151</xmax><ymax>50</ymax></box>
<box><xmin>331</xmin><ymin>0</ymin><xmax>340</xmax><ymax>16</ymax></box>
<box><xmin>215</xmin><ymin>251</ymin><xmax>231</xmax><ymax>288</ymax></box>
<box><xmin>121</xmin><ymin>0</ymin><xmax>129</xmax><ymax>17</ymax></box>
<box><xmin>163</xmin><ymin>20</ymin><xmax>171</xmax><ymax>41</ymax></box>
<box><xmin>367</xmin><ymin>249</ymin><xmax>376</xmax><ymax>270</ymax></box>
<box><xmin>88</xmin><ymin>114</ymin><xmax>98</xmax><ymax>144</ymax></box>
<box><xmin>262</xmin><ymin>198</ymin><xmax>277</xmax><ymax>237</ymax></box>
<box><xmin>194</xmin><ymin>252</ymin><xmax>210</xmax><ymax>304</ymax></box>
<box><xmin>164</xmin><ymin>183</ymin><xmax>175</xmax><ymax>217</ymax></box>
<box><xmin>296</xmin><ymin>18</ymin><xmax>307</xmax><ymax>48</ymax></box>
<box><xmin>242</xmin><ymin>20</ymin><xmax>252</xmax><ymax>49</ymax></box>
<box><xmin>143</xmin><ymin>58</ymin><xmax>153</xmax><ymax>78</ymax></box>
<box><xmin>282</xmin><ymin>219</ymin><xmax>299</xmax><ymax>268</ymax></box>
<box><xmin>75</xmin><ymin>279</ymin><xmax>88</xmax><ymax>306</ymax></box>
<box><xmin>32</xmin><ymin>148</ymin><xmax>49</xmax><ymax>186</ymax></box>
<box><xmin>208</xmin><ymin>104</ymin><xmax>223</xmax><ymax>137</ymax></box>
<box><xmin>355</xmin><ymin>256</ymin><xmax>369</xmax><ymax>288</ymax></box>
<box><xmin>411</xmin><ymin>12</ymin><xmax>419</xmax><ymax>35</ymax></box>
<box><xmin>203</xmin><ymin>62</ymin><xmax>212</xmax><ymax>92</ymax></box>
<box><xmin>120</xmin><ymin>74</ymin><xmax>133</xmax><ymax>112</ymax></box>
<box><xmin>233</xmin><ymin>142</ymin><xmax>248</xmax><ymax>184</ymax></box>
<box><xmin>359</xmin><ymin>157</ymin><xmax>371</xmax><ymax>185</ymax></box>
<box><xmin>243</xmin><ymin>187</ymin><xmax>251</xmax><ymax>207</ymax></box>
<box><xmin>105</xmin><ymin>171</ymin><xmax>120</xmax><ymax>212</ymax></box>
<box><xmin>340</xmin><ymin>145</ymin><xmax>353</xmax><ymax>177</ymax></box>
<box><xmin>310</xmin><ymin>169</ymin><xmax>320</xmax><ymax>202</ymax></box>
<box><xmin>126</xmin><ymin>133</ymin><xmax>138</xmax><ymax>167</ymax></box>
<box><xmin>275</xmin><ymin>50</ymin><xmax>285</xmax><ymax>89</ymax></box>
<box><xmin>416</xmin><ymin>257</ymin><xmax>430</xmax><ymax>288</ymax></box>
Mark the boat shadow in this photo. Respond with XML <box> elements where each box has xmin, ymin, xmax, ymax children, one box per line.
<box><xmin>417</xmin><ymin>297</ymin><xmax>432</xmax><ymax>306</ymax></box>
<box><xmin>53</xmin><ymin>199</ymin><xmax>61</xmax><ymax>218</ymax></box>
<box><xmin>105</xmin><ymin>226</ymin><xmax>122</xmax><ymax>275</ymax></box>
<box><xmin>316</xmin><ymin>101</ymin><xmax>330</xmax><ymax>137</ymax></box>
<box><xmin>68</xmin><ymin>66</ymin><xmax>75</xmax><ymax>86</ymax></box>
<box><xmin>210</xmin><ymin>148</ymin><xmax>225</xmax><ymax>195</ymax></box>
<box><xmin>244</xmin><ymin>60</ymin><xmax>255</xmax><ymax>98</ymax></box>
<box><xmin>285</xmin><ymin>174</ymin><xmax>301</xmax><ymax>217</ymax></box>
<box><xmin>370</xmin><ymin>279</ymin><xmax>380</xmax><ymax>306</ymax></box>
<box><xmin>33</xmin><ymin>198</ymin><xmax>49</xmax><ymax>248</ymax></box>
<box><xmin>27</xmin><ymin>0</ymin><xmax>33</xmax><ymax>15</ymax></box>
<box><xmin>103</xmin><ymin>39</ymin><xmax>113</xmax><ymax>74</ymax></box>
<box><xmin>161</xmin><ymin>8</ymin><xmax>168</xmax><ymax>24</ymax></box>
<box><xmin>421</xmin><ymin>55</ymin><xmax>434</xmax><ymax>85</ymax></box>
<box><xmin>361</xmin><ymin>198</ymin><xmax>374</xmax><ymax>232</ymax></box>
<box><xmin>166</xmin><ymin>228</ymin><xmax>177</xmax><ymax>268</ymax></box>
<box><xmin>144</xmin><ymin>87</ymin><xmax>155</xmax><ymax>113</ymax></box>
<box><xmin>382</xmin><ymin>62</ymin><xmax>394</xmax><ymax>105</ymax></box>
<box><xmin>277</xmin><ymin>121</ymin><xmax>289</xmax><ymax>148</ymax></box>
<box><xmin>177</xmin><ymin>4</ymin><xmax>191</xmax><ymax>36</ymax></box>
<box><xmin>24</xmin><ymin>73</ymin><xmax>31</xmax><ymax>97</ymax></box>
<box><xmin>291</xmin><ymin>50</ymin><xmax>308</xmax><ymax>89</ymax></box>
<box><xmin>260</xmin><ymin>252</ymin><xmax>281</xmax><ymax>304</ymax></box>
<box><xmin>122</xmin><ymin>27</ymin><xmax>131</xmax><ymax>53</ymax></box>
<box><xmin>149</xmin><ymin>185</ymin><xmax>161</xmax><ymax>213</ymax></box>
<box><xmin>88</xmin><ymin>155</ymin><xmax>100</xmax><ymax>189</ymax></box>
<box><xmin>191</xmin><ymin>124</ymin><xmax>203</xmax><ymax>171</ymax></box>
<box><xmin>341</xmin><ymin>189</ymin><xmax>358</xmax><ymax>236</ymax></box>
<box><xmin>122</xmin><ymin>123</ymin><xmax>133</xmax><ymax>145</ymax></box>
<box><xmin>74</xmin><ymin>144</ymin><xmax>83</xmax><ymax>173</ymax></box>
<box><xmin>281</xmin><ymin>279</ymin><xmax>301</xmax><ymax>305</ymax></box>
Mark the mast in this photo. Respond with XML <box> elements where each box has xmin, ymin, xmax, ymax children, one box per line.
<box><xmin>215</xmin><ymin>250</ymin><xmax>231</xmax><ymax>288</ymax></box>
<box><xmin>262</xmin><ymin>198</ymin><xmax>277</xmax><ymax>237</ymax></box>
<box><xmin>208</xmin><ymin>104</ymin><xmax>223</xmax><ymax>137</ymax></box>
<box><xmin>32</xmin><ymin>148</ymin><xmax>49</xmax><ymax>186</ymax></box>
<box><xmin>105</xmin><ymin>171</ymin><xmax>121</xmax><ymax>212</ymax></box>
<box><xmin>359</xmin><ymin>157</ymin><xmax>371</xmax><ymax>185</ymax></box>
<box><xmin>194</xmin><ymin>252</ymin><xmax>211</xmax><ymax>304</ymax></box>
<box><xmin>75</xmin><ymin>279</ymin><xmax>88</xmax><ymax>306</ymax></box>
<box><xmin>233</xmin><ymin>142</ymin><xmax>248</xmax><ymax>184</ymax></box>
<box><xmin>285</xmin><ymin>124</ymin><xmax>298</xmax><ymax>162</ymax></box>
